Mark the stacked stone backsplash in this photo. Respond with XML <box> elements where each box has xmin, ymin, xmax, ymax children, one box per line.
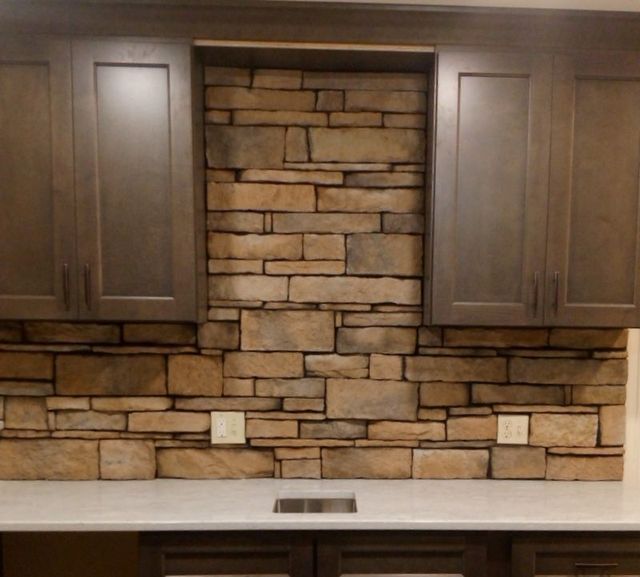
<box><xmin>0</xmin><ymin>67</ymin><xmax>628</xmax><ymax>481</ymax></box>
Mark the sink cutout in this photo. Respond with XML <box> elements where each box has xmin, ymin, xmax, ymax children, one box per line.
<box><xmin>273</xmin><ymin>491</ymin><xmax>357</xmax><ymax>513</ymax></box>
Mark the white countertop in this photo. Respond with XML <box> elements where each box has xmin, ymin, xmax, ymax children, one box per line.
<box><xmin>1</xmin><ymin>479</ymin><xmax>640</xmax><ymax>532</ymax></box>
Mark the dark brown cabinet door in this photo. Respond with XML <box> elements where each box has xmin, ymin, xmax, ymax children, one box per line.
<box><xmin>317</xmin><ymin>532</ymin><xmax>488</xmax><ymax>577</ymax></box>
<box><xmin>0</xmin><ymin>37</ymin><xmax>77</xmax><ymax>319</ymax></box>
<box><xmin>73</xmin><ymin>40</ymin><xmax>199</xmax><ymax>321</ymax></box>
<box><xmin>546</xmin><ymin>53</ymin><xmax>640</xmax><ymax>327</ymax></box>
<box><xmin>431</xmin><ymin>50</ymin><xmax>553</xmax><ymax>326</ymax></box>
<box><xmin>139</xmin><ymin>532</ymin><xmax>315</xmax><ymax>577</ymax></box>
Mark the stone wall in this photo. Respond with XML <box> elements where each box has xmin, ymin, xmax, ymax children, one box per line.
<box><xmin>0</xmin><ymin>67</ymin><xmax>627</xmax><ymax>480</ymax></box>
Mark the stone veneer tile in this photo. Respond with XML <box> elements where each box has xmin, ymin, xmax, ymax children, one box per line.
<box><xmin>490</xmin><ymin>446</ymin><xmax>546</xmax><ymax>479</ymax></box>
<box><xmin>322</xmin><ymin>447</ymin><xmax>411</xmax><ymax>478</ymax></box>
<box><xmin>157</xmin><ymin>448</ymin><xmax>274</xmax><ymax>479</ymax></box>
<box><xmin>100</xmin><ymin>440</ymin><xmax>156</xmax><ymax>480</ymax></box>
<box><xmin>413</xmin><ymin>449</ymin><xmax>489</xmax><ymax>479</ymax></box>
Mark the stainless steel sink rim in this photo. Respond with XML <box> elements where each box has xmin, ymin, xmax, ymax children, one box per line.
<box><xmin>273</xmin><ymin>497</ymin><xmax>357</xmax><ymax>513</ymax></box>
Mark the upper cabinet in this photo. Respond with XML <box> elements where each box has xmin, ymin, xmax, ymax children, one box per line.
<box><xmin>0</xmin><ymin>38</ymin><xmax>203</xmax><ymax>322</ymax></box>
<box><xmin>430</xmin><ymin>48</ymin><xmax>640</xmax><ymax>327</ymax></box>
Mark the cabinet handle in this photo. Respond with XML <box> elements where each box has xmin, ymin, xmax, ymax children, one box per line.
<box><xmin>532</xmin><ymin>271</ymin><xmax>540</xmax><ymax>316</ymax></box>
<box><xmin>553</xmin><ymin>271</ymin><xmax>560</xmax><ymax>314</ymax></box>
<box><xmin>62</xmin><ymin>263</ymin><xmax>70</xmax><ymax>310</ymax></box>
<box><xmin>83</xmin><ymin>264</ymin><xmax>92</xmax><ymax>310</ymax></box>
<box><xmin>574</xmin><ymin>561</ymin><xmax>619</xmax><ymax>573</ymax></box>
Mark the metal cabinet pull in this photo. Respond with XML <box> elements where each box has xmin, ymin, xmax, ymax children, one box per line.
<box><xmin>553</xmin><ymin>271</ymin><xmax>560</xmax><ymax>314</ymax></box>
<box><xmin>83</xmin><ymin>264</ymin><xmax>92</xmax><ymax>310</ymax></box>
<box><xmin>62</xmin><ymin>263</ymin><xmax>70</xmax><ymax>310</ymax></box>
<box><xmin>532</xmin><ymin>271</ymin><xmax>540</xmax><ymax>316</ymax></box>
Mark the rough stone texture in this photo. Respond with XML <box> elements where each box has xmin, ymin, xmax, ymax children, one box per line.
<box><xmin>337</xmin><ymin>328</ymin><xmax>416</xmax><ymax>354</ymax></box>
<box><xmin>4</xmin><ymin>397</ymin><xmax>48</xmax><ymax>430</ymax></box>
<box><xmin>0</xmin><ymin>440</ymin><xmax>99</xmax><ymax>480</ymax></box>
<box><xmin>129</xmin><ymin>412</ymin><xmax>210</xmax><ymax>433</ymax></box>
<box><xmin>246</xmin><ymin>419</ymin><xmax>297</xmax><ymax>438</ymax></box>
<box><xmin>0</xmin><ymin>322</ymin><xmax>21</xmax><ymax>342</ymax></box>
<box><xmin>206</xmin><ymin>126</ymin><xmax>285</xmax><ymax>169</ymax></box>
<box><xmin>242</xmin><ymin>310</ymin><xmax>334</xmax><ymax>352</ymax></box>
<box><xmin>265</xmin><ymin>260</ymin><xmax>344</xmax><ymax>275</ymax></box>
<box><xmin>100</xmin><ymin>440</ymin><xmax>156</xmax><ymax>480</ymax></box>
<box><xmin>420</xmin><ymin>383</ymin><xmax>470</xmax><ymax>407</ymax></box>
<box><xmin>345</xmin><ymin>172</ymin><xmax>423</xmax><ymax>188</ymax></box>
<box><xmin>444</xmin><ymin>328</ymin><xmax>548</xmax><ymax>348</ymax></box>
<box><xmin>549</xmin><ymin>329</ymin><xmax>627</xmax><ymax>349</ymax></box>
<box><xmin>300</xmin><ymin>420</ymin><xmax>366</xmax><ymax>439</ymax></box>
<box><xmin>158</xmin><ymin>448</ymin><xmax>274</xmax><ymax>479</ymax></box>
<box><xmin>413</xmin><ymin>449</ymin><xmax>489</xmax><ymax>479</ymax></box>
<box><xmin>383</xmin><ymin>214</ymin><xmax>424</xmax><ymax>234</ymax></box>
<box><xmin>322</xmin><ymin>448</ymin><xmax>411</xmax><ymax>478</ymax></box>
<box><xmin>509</xmin><ymin>358</ymin><xmax>627</xmax><ymax>385</ymax></box>
<box><xmin>253</xmin><ymin>69</ymin><xmax>302</xmax><ymax>89</ymax></box>
<box><xmin>240</xmin><ymin>169</ymin><xmax>342</xmax><ymax>186</ymax></box>
<box><xmin>529</xmin><ymin>414</ymin><xmax>598</xmax><ymax>447</ymax></box>
<box><xmin>347</xmin><ymin>234</ymin><xmax>421</xmax><ymax>276</ymax></box>
<box><xmin>208</xmin><ymin>182</ymin><xmax>315</xmax><ymax>212</ymax></box>
<box><xmin>207</xmin><ymin>211</ymin><xmax>266</xmax><ymax>233</ymax></box>
<box><xmin>572</xmin><ymin>385</ymin><xmax>626</xmax><ymax>405</ymax></box>
<box><xmin>472</xmin><ymin>384</ymin><xmax>565</xmax><ymax>405</ymax></box>
<box><xmin>304</xmin><ymin>234</ymin><xmax>345</xmax><ymax>260</ymax></box>
<box><xmin>0</xmin><ymin>352</ymin><xmax>53</xmax><ymax>379</ymax></box>
<box><xmin>406</xmin><ymin>357</ymin><xmax>507</xmax><ymax>383</ymax></box>
<box><xmin>123</xmin><ymin>324</ymin><xmax>196</xmax><ymax>345</ymax></box>
<box><xmin>447</xmin><ymin>416</ymin><xmax>497</xmax><ymax>441</ymax></box>
<box><xmin>205</xmin><ymin>67</ymin><xmax>251</xmax><ymax>86</ymax></box>
<box><xmin>599</xmin><ymin>405</ymin><xmax>626</xmax><ymax>446</ymax></box>
<box><xmin>168</xmin><ymin>355</ymin><xmax>223</xmax><ymax>397</ymax></box>
<box><xmin>285</xmin><ymin>127</ymin><xmax>309</xmax><ymax>162</ymax></box>
<box><xmin>345</xmin><ymin>91</ymin><xmax>427</xmax><ymax>113</ymax></box>
<box><xmin>207</xmin><ymin>86</ymin><xmax>314</xmax><ymax>111</ymax></box>
<box><xmin>309</xmin><ymin>128</ymin><xmax>425</xmax><ymax>163</ymax></box>
<box><xmin>343</xmin><ymin>312</ymin><xmax>422</xmax><ymax>327</ymax></box>
<box><xmin>56</xmin><ymin>411</ymin><xmax>126</xmax><ymax>431</ymax></box>
<box><xmin>546</xmin><ymin>455</ymin><xmax>623</xmax><ymax>481</ymax></box>
<box><xmin>208</xmin><ymin>233</ymin><xmax>302</xmax><ymax>260</ymax></box>
<box><xmin>209</xmin><ymin>275</ymin><xmax>288</xmax><ymax>302</ymax></box>
<box><xmin>491</xmin><ymin>446</ymin><xmax>546</xmax><ymax>479</ymax></box>
<box><xmin>224</xmin><ymin>353</ymin><xmax>304</xmax><ymax>378</ymax></box>
<box><xmin>274</xmin><ymin>213</ymin><xmax>380</xmax><ymax>234</ymax></box>
<box><xmin>370</xmin><ymin>354</ymin><xmax>403</xmax><ymax>380</ymax></box>
<box><xmin>318</xmin><ymin>187</ymin><xmax>422</xmax><ymax>213</ymax></box>
<box><xmin>0</xmin><ymin>382</ymin><xmax>54</xmax><ymax>396</ymax></box>
<box><xmin>369</xmin><ymin>421</ymin><xmax>445</xmax><ymax>441</ymax></box>
<box><xmin>281</xmin><ymin>459</ymin><xmax>321</xmax><ymax>479</ymax></box>
<box><xmin>305</xmin><ymin>355</ymin><xmax>369</xmax><ymax>378</ymax></box>
<box><xmin>326</xmin><ymin>379</ymin><xmax>418</xmax><ymax>420</ymax></box>
<box><xmin>304</xmin><ymin>72</ymin><xmax>427</xmax><ymax>91</ymax></box>
<box><xmin>256</xmin><ymin>378</ymin><xmax>324</xmax><ymax>398</ymax></box>
<box><xmin>56</xmin><ymin>355</ymin><xmax>165</xmax><ymax>396</ymax></box>
<box><xmin>316</xmin><ymin>90</ymin><xmax>344</xmax><ymax>111</ymax></box>
<box><xmin>290</xmin><ymin>276</ymin><xmax>420</xmax><ymax>305</ymax></box>
<box><xmin>92</xmin><ymin>397</ymin><xmax>173</xmax><ymax>412</ymax></box>
<box><xmin>25</xmin><ymin>323</ymin><xmax>120</xmax><ymax>344</ymax></box>
<box><xmin>198</xmin><ymin>322</ymin><xmax>239</xmax><ymax>350</ymax></box>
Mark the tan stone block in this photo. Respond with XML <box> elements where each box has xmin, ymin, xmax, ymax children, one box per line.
<box><xmin>0</xmin><ymin>352</ymin><xmax>53</xmax><ymax>380</ymax></box>
<box><xmin>208</xmin><ymin>275</ymin><xmax>288</xmax><ymax>302</ymax></box>
<box><xmin>309</xmin><ymin>128</ymin><xmax>425</xmax><ymax>163</ymax></box>
<box><xmin>549</xmin><ymin>329</ymin><xmax>627</xmax><ymax>349</ymax></box>
<box><xmin>472</xmin><ymin>384</ymin><xmax>565</xmax><ymax>405</ymax></box>
<box><xmin>326</xmin><ymin>379</ymin><xmax>417</xmax><ymax>420</ymax></box>
<box><xmin>530</xmin><ymin>414</ymin><xmax>597</xmax><ymax>447</ymax></box>
<box><xmin>129</xmin><ymin>412</ymin><xmax>210</xmax><ymax>433</ymax></box>
<box><xmin>382</xmin><ymin>214</ymin><xmax>424</xmax><ymax>234</ymax></box>
<box><xmin>318</xmin><ymin>187</ymin><xmax>422</xmax><ymax>213</ymax></box>
<box><xmin>345</xmin><ymin>172</ymin><xmax>424</xmax><ymax>188</ymax></box>
<box><xmin>495</xmin><ymin>404</ymin><xmax>597</xmax><ymax>414</ymax></box>
<box><xmin>92</xmin><ymin>397</ymin><xmax>173</xmax><ymax>411</ymax></box>
<box><xmin>206</xmin><ymin>126</ymin><xmax>285</xmax><ymax>169</ymax></box>
<box><xmin>444</xmin><ymin>328</ymin><xmax>548</xmax><ymax>348</ymax></box>
<box><xmin>207</xmin><ymin>182</ymin><xmax>315</xmax><ymax>212</ymax></box>
<box><xmin>100</xmin><ymin>440</ymin><xmax>156</xmax><ymax>480</ymax></box>
<box><xmin>255</xmin><ymin>378</ymin><xmax>324</xmax><ymax>398</ymax></box>
<box><xmin>241</xmin><ymin>310</ymin><xmax>334</xmax><ymax>352</ymax></box>
<box><xmin>208</xmin><ymin>260</ymin><xmax>263</xmax><ymax>275</ymax></box>
<box><xmin>546</xmin><ymin>455</ymin><xmax>623</xmax><ymax>480</ymax></box>
<box><xmin>0</xmin><ymin>439</ymin><xmax>98</xmax><ymax>480</ymax></box>
<box><xmin>383</xmin><ymin>113</ymin><xmax>427</xmax><ymax>128</ymax></box>
<box><xmin>370</xmin><ymin>354</ymin><xmax>403</xmax><ymax>380</ymax></box>
<box><xmin>239</xmin><ymin>169</ymin><xmax>342</xmax><ymax>186</ymax></box>
<box><xmin>205</xmin><ymin>110</ymin><xmax>231</xmax><ymax>124</ymax></box>
<box><xmin>208</xmin><ymin>233</ymin><xmax>302</xmax><ymax>260</ymax></box>
<box><xmin>347</xmin><ymin>234</ymin><xmax>422</xmax><ymax>276</ymax></box>
<box><xmin>300</xmin><ymin>420</ymin><xmax>366</xmax><ymax>439</ymax></box>
<box><xmin>284</xmin><ymin>162</ymin><xmax>392</xmax><ymax>172</ymax></box>
<box><xmin>304</xmin><ymin>72</ymin><xmax>427</xmax><ymax>91</ymax></box>
<box><xmin>447</xmin><ymin>416</ymin><xmax>497</xmax><ymax>441</ymax></box>
<box><xmin>418</xmin><ymin>327</ymin><xmax>443</xmax><ymax>347</ymax></box>
<box><xmin>509</xmin><ymin>358</ymin><xmax>626</xmax><ymax>385</ymax></box>
<box><xmin>224</xmin><ymin>352</ymin><xmax>304</xmax><ymax>378</ymax></box>
<box><xmin>413</xmin><ymin>449</ymin><xmax>489</xmax><ymax>479</ymax></box>
<box><xmin>24</xmin><ymin>323</ymin><xmax>120</xmax><ymax>344</ymax></box>
<box><xmin>207</xmin><ymin>169</ymin><xmax>236</xmax><ymax>182</ymax></box>
<box><xmin>198</xmin><ymin>322</ymin><xmax>239</xmax><ymax>350</ymax></box>
<box><xmin>47</xmin><ymin>397</ymin><xmax>90</xmax><ymax>411</ymax></box>
<box><xmin>168</xmin><ymin>355</ymin><xmax>223</xmax><ymax>397</ymax></box>
<box><xmin>204</xmin><ymin>66</ymin><xmax>251</xmax><ymax>86</ymax></box>
<box><xmin>56</xmin><ymin>355</ymin><xmax>165</xmax><ymax>396</ymax></box>
<box><xmin>265</xmin><ymin>260</ymin><xmax>344</xmax><ymax>275</ymax></box>
<box><xmin>572</xmin><ymin>385</ymin><xmax>626</xmax><ymax>405</ymax></box>
<box><xmin>4</xmin><ymin>397</ymin><xmax>48</xmax><ymax>430</ymax></box>
<box><xmin>234</xmin><ymin>110</ymin><xmax>326</xmax><ymax>126</ymax></box>
<box><xmin>208</xmin><ymin>308</ymin><xmax>241</xmax><ymax>322</ymax></box>
<box><xmin>157</xmin><ymin>448</ymin><xmax>274</xmax><ymax>479</ymax></box>
<box><xmin>223</xmin><ymin>378</ymin><xmax>254</xmax><ymax>397</ymax></box>
<box><xmin>406</xmin><ymin>357</ymin><xmax>507</xmax><ymax>383</ymax></box>
<box><xmin>449</xmin><ymin>407</ymin><xmax>492</xmax><ymax>416</ymax></box>
<box><xmin>305</xmin><ymin>354</ymin><xmax>368</xmax><ymax>378</ymax></box>
<box><xmin>246</xmin><ymin>419</ymin><xmax>298</xmax><ymax>438</ymax></box>
<box><xmin>343</xmin><ymin>312</ymin><xmax>422</xmax><ymax>327</ymax></box>
<box><xmin>122</xmin><ymin>323</ymin><xmax>195</xmax><ymax>346</ymax></box>
<box><xmin>329</xmin><ymin>112</ymin><xmax>382</xmax><ymax>127</ymax></box>
<box><xmin>0</xmin><ymin>322</ymin><xmax>21</xmax><ymax>342</ymax></box>
<box><xmin>274</xmin><ymin>213</ymin><xmax>380</xmax><ymax>234</ymax></box>
<box><xmin>275</xmin><ymin>447</ymin><xmax>320</xmax><ymax>459</ymax></box>
<box><xmin>316</xmin><ymin>90</ymin><xmax>344</xmax><ymax>111</ymax></box>
<box><xmin>600</xmin><ymin>405</ymin><xmax>625</xmax><ymax>446</ymax></box>
<box><xmin>337</xmin><ymin>328</ymin><xmax>415</xmax><ymax>355</ymax></box>
<box><xmin>369</xmin><ymin>421</ymin><xmax>445</xmax><ymax>441</ymax></box>
<box><xmin>345</xmin><ymin>90</ymin><xmax>426</xmax><ymax>113</ymax></box>
<box><xmin>286</xmin><ymin>126</ymin><xmax>309</xmax><ymax>163</ymax></box>
<box><xmin>283</xmin><ymin>398</ymin><xmax>324</xmax><ymax>412</ymax></box>
<box><xmin>0</xmin><ymin>382</ymin><xmax>53</xmax><ymax>396</ymax></box>
<box><xmin>322</xmin><ymin>447</ymin><xmax>411</xmax><ymax>478</ymax></box>
<box><xmin>176</xmin><ymin>397</ymin><xmax>280</xmax><ymax>411</ymax></box>
<box><xmin>207</xmin><ymin>211</ymin><xmax>265</xmax><ymax>233</ymax></box>
<box><xmin>291</xmin><ymin>276</ymin><xmax>420</xmax><ymax>305</ymax></box>
<box><xmin>490</xmin><ymin>446</ymin><xmax>546</xmax><ymax>479</ymax></box>
<box><xmin>56</xmin><ymin>410</ymin><xmax>126</xmax><ymax>431</ymax></box>
<box><xmin>207</xmin><ymin>86</ymin><xmax>315</xmax><ymax>111</ymax></box>
<box><xmin>252</xmin><ymin>69</ymin><xmax>302</xmax><ymax>89</ymax></box>
<box><xmin>418</xmin><ymin>408</ymin><xmax>447</xmax><ymax>421</ymax></box>
<box><xmin>281</xmin><ymin>458</ymin><xmax>321</xmax><ymax>478</ymax></box>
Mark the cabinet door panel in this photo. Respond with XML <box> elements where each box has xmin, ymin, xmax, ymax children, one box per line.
<box><xmin>547</xmin><ymin>53</ymin><xmax>640</xmax><ymax>326</ymax></box>
<box><xmin>0</xmin><ymin>37</ymin><xmax>76</xmax><ymax>319</ymax></box>
<box><xmin>431</xmin><ymin>50</ymin><xmax>552</xmax><ymax>326</ymax></box>
<box><xmin>73</xmin><ymin>40</ymin><xmax>198</xmax><ymax>321</ymax></box>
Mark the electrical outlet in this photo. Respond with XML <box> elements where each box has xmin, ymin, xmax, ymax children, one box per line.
<box><xmin>497</xmin><ymin>414</ymin><xmax>529</xmax><ymax>445</ymax></box>
<box><xmin>211</xmin><ymin>412</ymin><xmax>245</xmax><ymax>445</ymax></box>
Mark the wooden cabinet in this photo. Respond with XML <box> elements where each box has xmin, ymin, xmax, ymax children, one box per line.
<box><xmin>0</xmin><ymin>37</ymin><xmax>203</xmax><ymax>322</ymax></box>
<box><xmin>430</xmin><ymin>49</ymin><xmax>640</xmax><ymax>328</ymax></box>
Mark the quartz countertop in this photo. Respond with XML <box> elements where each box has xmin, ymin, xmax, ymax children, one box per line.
<box><xmin>1</xmin><ymin>479</ymin><xmax>640</xmax><ymax>532</ymax></box>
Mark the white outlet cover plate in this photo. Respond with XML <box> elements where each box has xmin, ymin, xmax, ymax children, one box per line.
<box><xmin>497</xmin><ymin>414</ymin><xmax>529</xmax><ymax>445</ymax></box>
<box><xmin>210</xmin><ymin>411</ymin><xmax>246</xmax><ymax>445</ymax></box>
